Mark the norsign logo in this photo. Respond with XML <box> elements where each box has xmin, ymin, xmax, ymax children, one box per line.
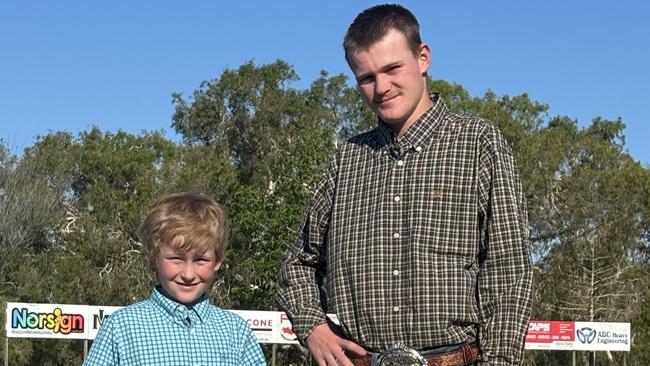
<box><xmin>12</xmin><ymin>307</ymin><xmax>84</xmax><ymax>334</ymax></box>
<box><xmin>576</xmin><ymin>327</ymin><xmax>596</xmax><ymax>344</ymax></box>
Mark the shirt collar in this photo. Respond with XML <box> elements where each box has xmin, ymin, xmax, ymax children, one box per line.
<box><xmin>151</xmin><ymin>285</ymin><xmax>211</xmax><ymax>324</ymax></box>
<box><xmin>377</xmin><ymin>92</ymin><xmax>448</xmax><ymax>153</ymax></box>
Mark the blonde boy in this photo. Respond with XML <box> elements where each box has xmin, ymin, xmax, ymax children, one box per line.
<box><xmin>85</xmin><ymin>192</ymin><xmax>266</xmax><ymax>365</ymax></box>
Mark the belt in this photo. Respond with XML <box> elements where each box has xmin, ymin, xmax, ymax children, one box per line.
<box><xmin>346</xmin><ymin>343</ymin><xmax>479</xmax><ymax>366</ymax></box>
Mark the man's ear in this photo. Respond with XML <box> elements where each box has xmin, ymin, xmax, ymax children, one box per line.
<box><xmin>418</xmin><ymin>42</ymin><xmax>432</xmax><ymax>75</ymax></box>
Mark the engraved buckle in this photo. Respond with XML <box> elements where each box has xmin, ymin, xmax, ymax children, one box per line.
<box><xmin>376</xmin><ymin>343</ymin><xmax>428</xmax><ymax>365</ymax></box>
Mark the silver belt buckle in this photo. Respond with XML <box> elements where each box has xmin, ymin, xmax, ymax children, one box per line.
<box><xmin>376</xmin><ymin>343</ymin><xmax>428</xmax><ymax>365</ymax></box>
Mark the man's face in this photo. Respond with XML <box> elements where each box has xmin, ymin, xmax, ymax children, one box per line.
<box><xmin>156</xmin><ymin>244</ymin><xmax>221</xmax><ymax>304</ymax></box>
<box><xmin>348</xmin><ymin>29</ymin><xmax>432</xmax><ymax>136</ymax></box>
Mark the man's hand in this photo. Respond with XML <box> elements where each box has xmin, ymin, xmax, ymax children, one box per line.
<box><xmin>306</xmin><ymin>323</ymin><xmax>367</xmax><ymax>366</ymax></box>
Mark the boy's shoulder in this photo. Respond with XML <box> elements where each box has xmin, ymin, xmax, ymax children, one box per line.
<box><xmin>104</xmin><ymin>298</ymin><xmax>156</xmax><ymax>323</ymax></box>
<box><xmin>205</xmin><ymin>304</ymin><xmax>250</xmax><ymax>327</ymax></box>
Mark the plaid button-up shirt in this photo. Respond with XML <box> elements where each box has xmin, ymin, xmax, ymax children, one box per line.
<box><xmin>277</xmin><ymin>93</ymin><xmax>533</xmax><ymax>365</ymax></box>
<box><xmin>84</xmin><ymin>286</ymin><xmax>266</xmax><ymax>365</ymax></box>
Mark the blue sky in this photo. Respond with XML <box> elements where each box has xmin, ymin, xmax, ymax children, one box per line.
<box><xmin>1</xmin><ymin>1</ymin><xmax>648</xmax><ymax>165</ymax></box>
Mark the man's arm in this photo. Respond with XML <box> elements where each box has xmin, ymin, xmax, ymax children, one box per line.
<box><xmin>476</xmin><ymin>124</ymin><xmax>533</xmax><ymax>365</ymax></box>
<box><xmin>276</xmin><ymin>155</ymin><xmax>366</xmax><ymax>366</ymax></box>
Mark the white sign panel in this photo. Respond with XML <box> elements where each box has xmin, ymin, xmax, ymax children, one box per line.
<box><xmin>87</xmin><ymin>306</ymin><xmax>123</xmax><ymax>339</ymax></box>
<box><xmin>573</xmin><ymin>322</ymin><xmax>631</xmax><ymax>352</ymax></box>
<box><xmin>5</xmin><ymin>302</ymin><xmax>89</xmax><ymax>339</ymax></box>
<box><xmin>230</xmin><ymin>310</ymin><xmax>298</xmax><ymax>344</ymax></box>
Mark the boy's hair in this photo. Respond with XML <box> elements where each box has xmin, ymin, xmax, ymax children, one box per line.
<box><xmin>139</xmin><ymin>192</ymin><xmax>229</xmax><ymax>271</ymax></box>
<box><xmin>343</xmin><ymin>4</ymin><xmax>422</xmax><ymax>64</ymax></box>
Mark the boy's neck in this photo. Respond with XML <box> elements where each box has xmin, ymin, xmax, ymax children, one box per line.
<box><xmin>156</xmin><ymin>284</ymin><xmax>206</xmax><ymax>307</ymax></box>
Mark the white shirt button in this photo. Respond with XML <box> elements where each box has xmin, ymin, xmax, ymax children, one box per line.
<box><xmin>393</xmin><ymin>270</ymin><xmax>400</xmax><ymax>276</ymax></box>
<box><xmin>393</xmin><ymin>232</ymin><xmax>400</xmax><ymax>239</ymax></box>
<box><xmin>397</xmin><ymin>160</ymin><xmax>404</xmax><ymax>166</ymax></box>
<box><xmin>415</xmin><ymin>146</ymin><xmax>422</xmax><ymax>152</ymax></box>
<box><xmin>394</xmin><ymin>195</ymin><xmax>401</xmax><ymax>202</ymax></box>
<box><xmin>393</xmin><ymin>306</ymin><xmax>400</xmax><ymax>312</ymax></box>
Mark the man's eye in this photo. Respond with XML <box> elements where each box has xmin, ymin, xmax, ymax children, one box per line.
<box><xmin>357</xmin><ymin>76</ymin><xmax>373</xmax><ymax>85</ymax></box>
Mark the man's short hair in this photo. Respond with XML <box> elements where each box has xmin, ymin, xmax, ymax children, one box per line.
<box><xmin>139</xmin><ymin>192</ymin><xmax>229</xmax><ymax>271</ymax></box>
<box><xmin>344</xmin><ymin>4</ymin><xmax>422</xmax><ymax>64</ymax></box>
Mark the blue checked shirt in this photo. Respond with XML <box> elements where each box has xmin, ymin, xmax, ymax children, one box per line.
<box><xmin>84</xmin><ymin>287</ymin><xmax>266</xmax><ymax>365</ymax></box>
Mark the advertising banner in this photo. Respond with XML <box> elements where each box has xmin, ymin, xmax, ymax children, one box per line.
<box><xmin>5</xmin><ymin>302</ymin><xmax>89</xmax><ymax>340</ymax></box>
<box><xmin>5</xmin><ymin>303</ymin><xmax>299</xmax><ymax>344</ymax></box>
<box><xmin>4</xmin><ymin>304</ymin><xmax>630</xmax><ymax>352</ymax></box>
<box><xmin>573</xmin><ymin>322</ymin><xmax>631</xmax><ymax>352</ymax></box>
<box><xmin>87</xmin><ymin>305</ymin><xmax>123</xmax><ymax>340</ymax></box>
<box><xmin>525</xmin><ymin>320</ymin><xmax>631</xmax><ymax>352</ymax></box>
<box><xmin>231</xmin><ymin>310</ymin><xmax>298</xmax><ymax>344</ymax></box>
<box><xmin>525</xmin><ymin>321</ymin><xmax>575</xmax><ymax>350</ymax></box>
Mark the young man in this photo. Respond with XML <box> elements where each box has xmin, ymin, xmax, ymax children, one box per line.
<box><xmin>85</xmin><ymin>192</ymin><xmax>266</xmax><ymax>365</ymax></box>
<box><xmin>277</xmin><ymin>4</ymin><xmax>532</xmax><ymax>366</ymax></box>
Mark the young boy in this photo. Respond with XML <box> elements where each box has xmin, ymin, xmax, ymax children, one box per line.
<box><xmin>84</xmin><ymin>192</ymin><xmax>266</xmax><ymax>365</ymax></box>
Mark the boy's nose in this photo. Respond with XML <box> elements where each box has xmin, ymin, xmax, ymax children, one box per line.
<box><xmin>180</xmin><ymin>264</ymin><xmax>197</xmax><ymax>281</ymax></box>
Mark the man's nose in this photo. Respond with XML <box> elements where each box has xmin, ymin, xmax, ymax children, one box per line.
<box><xmin>375</xmin><ymin>74</ymin><xmax>390</xmax><ymax>95</ymax></box>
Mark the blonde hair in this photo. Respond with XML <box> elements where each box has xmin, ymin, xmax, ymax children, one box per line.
<box><xmin>139</xmin><ymin>192</ymin><xmax>229</xmax><ymax>271</ymax></box>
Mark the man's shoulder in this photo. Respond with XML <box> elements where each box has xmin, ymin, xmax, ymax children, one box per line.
<box><xmin>341</xmin><ymin>127</ymin><xmax>384</xmax><ymax>151</ymax></box>
<box><xmin>445</xmin><ymin>111</ymin><xmax>494</xmax><ymax>132</ymax></box>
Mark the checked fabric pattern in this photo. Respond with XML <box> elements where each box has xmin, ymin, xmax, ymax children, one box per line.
<box><xmin>84</xmin><ymin>287</ymin><xmax>266</xmax><ymax>366</ymax></box>
<box><xmin>277</xmin><ymin>93</ymin><xmax>533</xmax><ymax>365</ymax></box>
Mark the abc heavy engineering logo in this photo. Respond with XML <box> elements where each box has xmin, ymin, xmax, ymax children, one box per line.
<box><xmin>576</xmin><ymin>327</ymin><xmax>596</xmax><ymax>344</ymax></box>
<box><xmin>576</xmin><ymin>326</ymin><xmax>629</xmax><ymax>346</ymax></box>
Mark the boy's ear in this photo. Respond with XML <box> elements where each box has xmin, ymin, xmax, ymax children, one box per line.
<box><xmin>213</xmin><ymin>261</ymin><xmax>222</xmax><ymax>272</ymax></box>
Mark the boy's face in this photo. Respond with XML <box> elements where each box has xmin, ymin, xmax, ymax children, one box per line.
<box><xmin>156</xmin><ymin>244</ymin><xmax>221</xmax><ymax>304</ymax></box>
<box><xmin>348</xmin><ymin>28</ymin><xmax>431</xmax><ymax>137</ymax></box>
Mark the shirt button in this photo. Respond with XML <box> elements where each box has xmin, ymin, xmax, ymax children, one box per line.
<box><xmin>394</xmin><ymin>195</ymin><xmax>401</xmax><ymax>202</ymax></box>
<box><xmin>190</xmin><ymin>329</ymin><xmax>196</xmax><ymax>335</ymax></box>
<box><xmin>415</xmin><ymin>146</ymin><xmax>422</xmax><ymax>152</ymax></box>
<box><xmin>393</xmin><ymin>306</ymin><xmax>400</xmax><ymax>312</ymax></box>
<box><xmin>393</xmin><ymin>270</ymin><xmax>400</xmax><ymax>276</ymax></box>
<box><xmin>393</xmin><ymin>232</ymin><xmax>400</xmax><ymax>239</ymax></box>
<box><xmin>397</xmin><ymin>160</ymin><xmax>404</xmax><ymax>166</ymax></box>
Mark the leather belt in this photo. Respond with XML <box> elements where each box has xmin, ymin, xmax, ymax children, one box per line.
<box><xmin>346</xmin><ymin>343</ymin><xmax>479</xmax><ymax>366</ymax></box>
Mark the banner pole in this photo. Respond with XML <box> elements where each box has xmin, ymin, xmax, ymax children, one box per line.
<box><xmin>4</xmin><ymin>337</ymin><xmax>8</xmax><ymax>366</ymax></box>
<box><xmin>84</xmin><ymin>339</ymin><xmax>88</xmax><ymax>360</ymax></box>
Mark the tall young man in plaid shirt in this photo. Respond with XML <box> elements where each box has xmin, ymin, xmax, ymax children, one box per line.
<box><xmin>277</xmin><ymin>4</ymin><xmax>533</xmax><ymax>366</ymax></box>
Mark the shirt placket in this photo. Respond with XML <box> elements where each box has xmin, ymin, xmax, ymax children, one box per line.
<box><xmin>385</xmin><ymin>143</ymin><xmax>411</xmax><ymax>343</ymax></box>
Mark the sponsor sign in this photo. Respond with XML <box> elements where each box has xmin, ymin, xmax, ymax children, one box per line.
<box><xmin>87</xmin><ymin>306</ymin><xmax>122</xmax><ymax>339</ymax></box>
<box><xmin>525</xmin><ymin>321</ymin><xmax>575</xmax><ymax>350</ymax></box>
<box><xmin>4</xmin><ymin>304</ymin><xmax>630</xmax><ymax>352</ymax></box>
<box><xmin>5</xmin><ymin>302</ymin><xmax>88</xmax><ymax>339</ymax></box>
<box><xmin>573</xmin><ymin>322</ymin><xmax>630</xmax><ymax>352</ymax></box>
<box><xmin>230</xmin><ymin>310</ymin><xmax>297</xmax><ymax>344</ymax></box>
<box><xmin>525</xmin><ymin>320</ymin><xmax>631</xmax><ymax>351</ymax></box>
<box><xmin>5</xmin><ymin>302</ymin><xmax>300</xmax><ymax>344</ymax></box>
